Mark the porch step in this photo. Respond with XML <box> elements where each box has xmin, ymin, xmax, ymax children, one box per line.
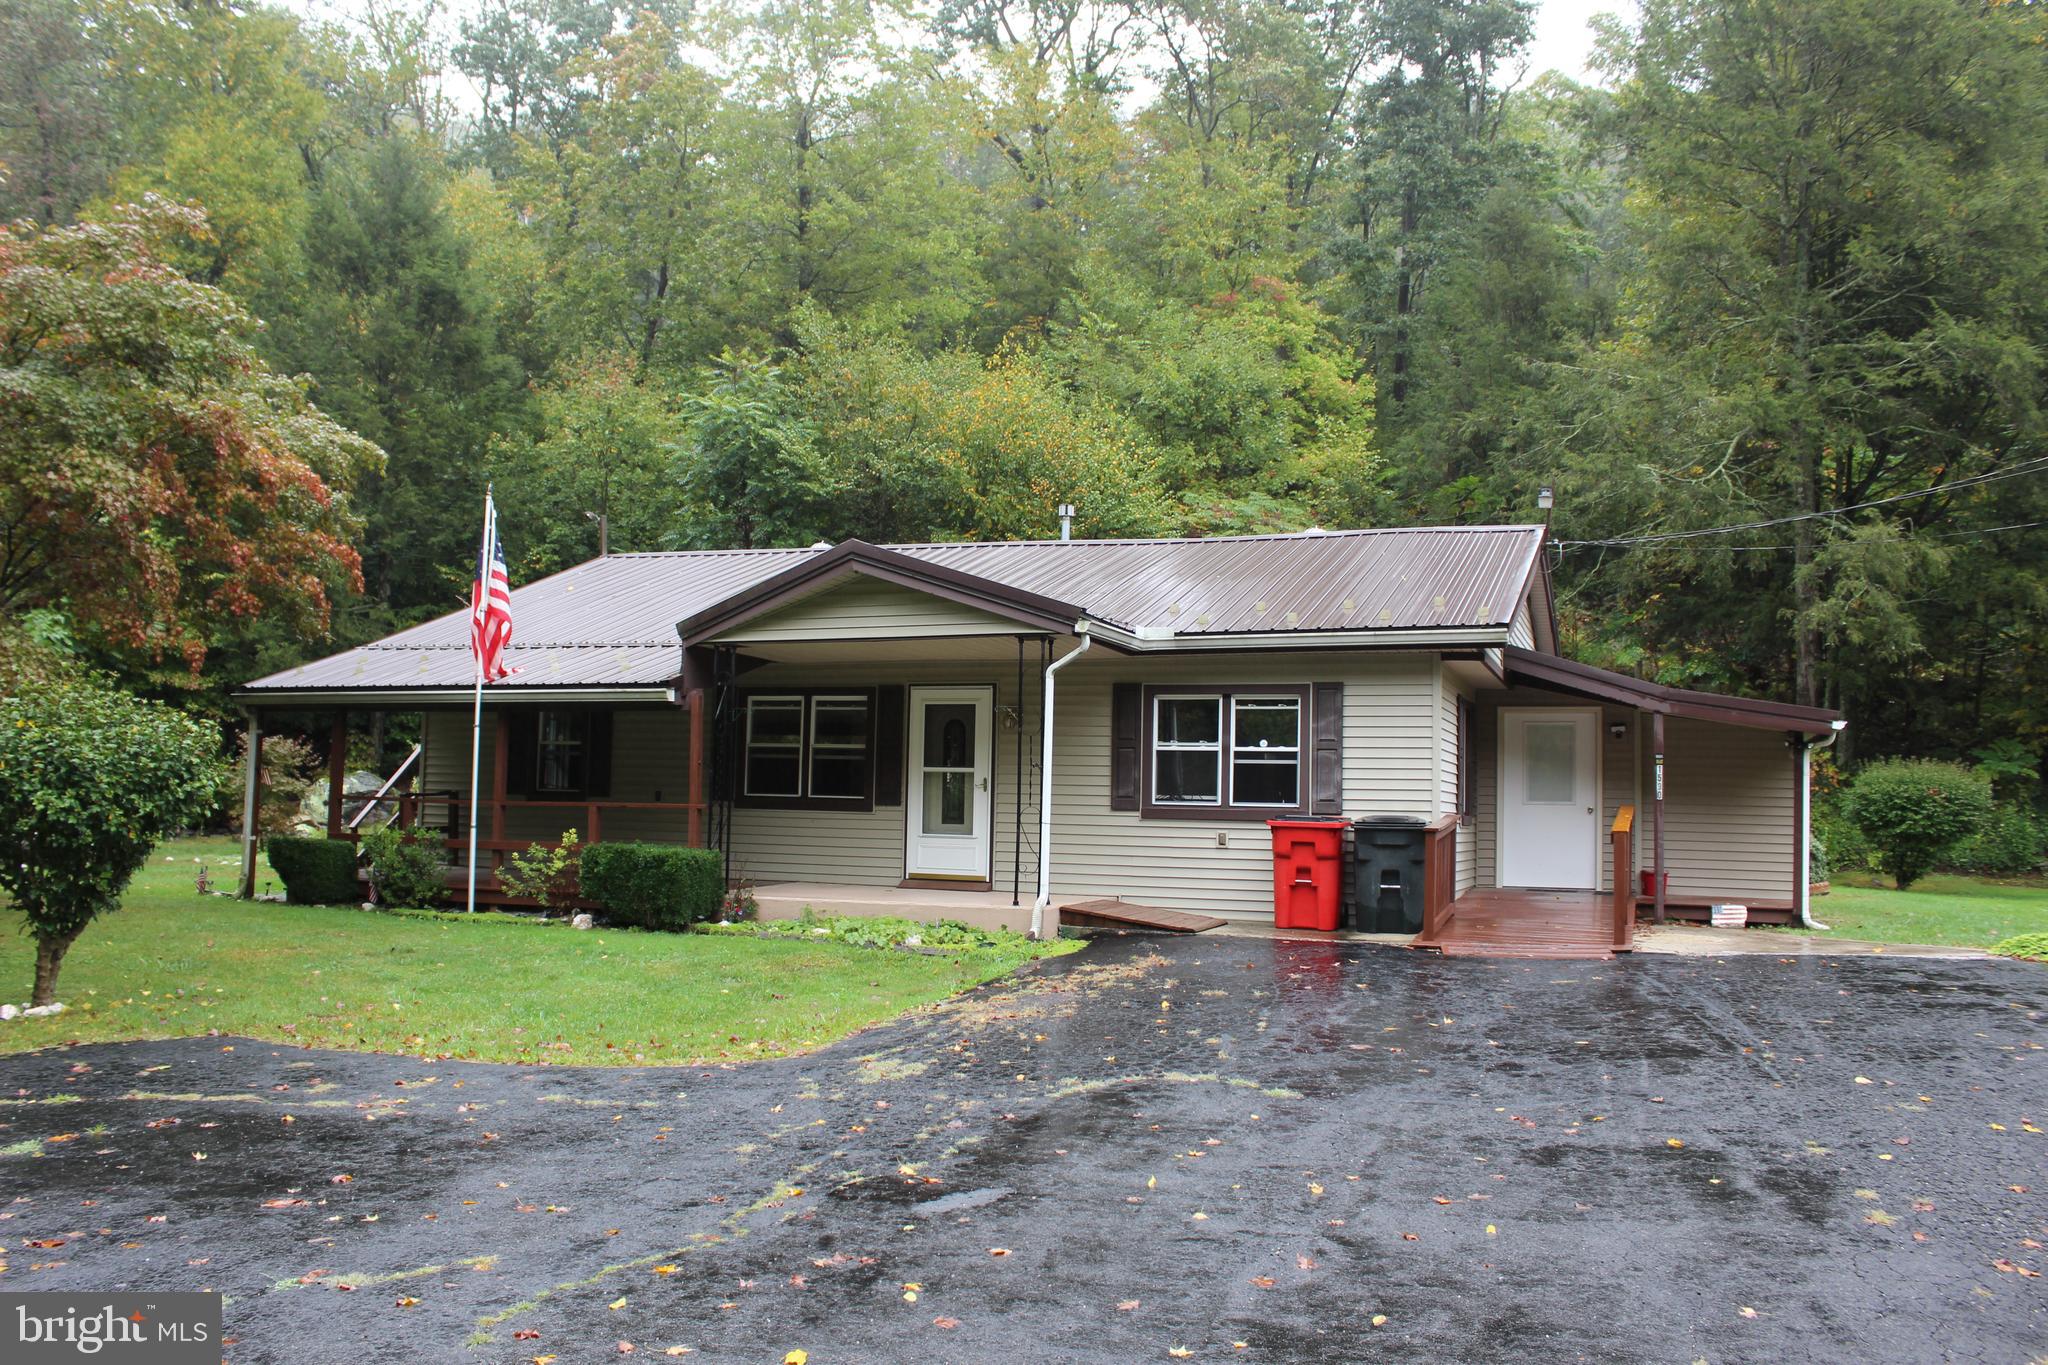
<box><xmin>1439</xmin><ymin>942</ymin><xmax>1615</xmax><ymax>961</ymax></box>
<box><xmin>1059</xmin><ymin>899</ymin><xmax>1228</xmax><ymax>934</ymax></box>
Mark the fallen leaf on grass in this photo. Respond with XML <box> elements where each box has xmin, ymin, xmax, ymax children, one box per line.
<box><xmin>617</xmin><ymin>1344</ymin><xmax>635</xmax><ymax>1355</ymax></box>
<box><xmin>1431</xmin><ymin>1197</ymin><xmax>1453</xmax><ymax>1206</ymax></box>
<box><xmin>1992</xmin><ymin>1259</ymin><xmax>2040</xmax><ymax>1278</ymax></box>
<box><xmin>652</xmin><ymin>1265</ymin><xmax>679</xmax><ymax>1277</ymax></box>
<box><xmin>1117</xmin><ymin>1300</ymin><xmax>1140</xmax><ymax>1312</ymax></box>
<box><xmin>1738</xmin><ymin>1307</ymin><xmax>1757</xmax><ymax>1319</ymax></box>
<box><xmin>784</xmin><ymin>1353</ymin><xmax>808</xmax><ymax>1365</ymax></box>
<box><xmin>1250</xmin><ymin>1276</ymin><xmax>1275</xmax><ymax>1289</ymax></box>
<box><xmin>1169</xmin><ymin>1350</ymin><xmax>1192</xmax><ymax>1359</ymax></box>
<box><xmin>1296</xmin><ymin>1255</ymin><xmax>1316</xmax><ymax>1271</ymax></box>
<box><xmin>609</xmin><ymin>1296</ymin><xmax>627</xmax><ymax>1310</ymax></box>
<box><xmin>513</xmin><ymin>1330</ymin><xmax>540</xmax><ymax>1341</ymax></box>
<box><xmin>1401</xmin><ymin>1233</ymin><xmax>1418</xmax><ymax>1242</ymax></box>
<box><xmin>1665</xmin><ymin>1139</ymin><xmax>1686</xmax><ymax>1149</ymax></box>
<box><xmin>933</xmin><ymin>1317</ymin><xmax>960</xmax><ymax>1329</ymax></box>
<box><xmin>1370</xmin><ymin>1314</ymin><xmax>1388</xmax><ymax>1327</ymax></box>
<box><xmin>394</xmin><ymin>1296</ymin><xmax>418</xmax><ymax>1308</ymax></box>
<box><xmin>989</xmin><ymin>1247</ymin><xmax>1010</xmax><ymax>1257</ymax></box>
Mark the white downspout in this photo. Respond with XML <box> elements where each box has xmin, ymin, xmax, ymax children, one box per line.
<box><xmin>1798</xmin><ymin>719</ymin><xmax>1847</xmax><ymax>930</ymax></box>
<box><xmin>1031</xmin><ymin>630</ymin><xmax>1092</xmax><ymax>940</ymax></box>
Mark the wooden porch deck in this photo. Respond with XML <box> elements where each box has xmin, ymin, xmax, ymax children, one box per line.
<box><xmin>1413</xmin><ymin>888</ymin><xmax>1625</xmax><ymax>960</ymax></box>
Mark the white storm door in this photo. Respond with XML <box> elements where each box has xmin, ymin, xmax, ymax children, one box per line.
<box><xmin>905</xmin><ymin>686</ymin><xmax>994</xmax><ymax>879</ymax></box>
<box><xmin>1499</xmin><ymin>709</ymin><xmax>1599</xmax><ymax>889</ymax></box>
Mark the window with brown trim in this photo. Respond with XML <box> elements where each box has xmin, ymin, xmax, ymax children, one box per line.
<box><xmin>740</xmin><ymin>690</ymin><xmax>876</xmax><ymax>809</ymax></box>
<box><xmin>1142</xmin><ymin>685</ymin><xmax>1311</xmax><ymax>820</ymax></box>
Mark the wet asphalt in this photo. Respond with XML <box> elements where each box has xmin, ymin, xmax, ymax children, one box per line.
<box><xmin>1</xmin><ymin>935</ymin><xmax>2043</xmax><ymax>1364</ymax></box>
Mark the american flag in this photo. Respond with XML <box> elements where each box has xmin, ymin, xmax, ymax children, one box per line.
<box><xmin>470</xmin><ymin>490</ymin><xmax>514</xmax><ymax>681</ymax></box>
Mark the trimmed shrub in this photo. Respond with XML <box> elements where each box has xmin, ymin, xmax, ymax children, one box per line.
<box><xmin>579</xmin><ymin>842</ymin><xmax>723</xmax><ymax>930</ymax></box>
<box><xmin>268</xmin><ymin>837</ymin><xmax>362</xmax><ymax>905</ymax></box>
<box><xmin>1845</xmin><ymin>759</ymin><xmax>1995</xmax><ymax>890</ymax></box>
<box><xmin>358</xmin><ymin>826</ymin><xmax>448</xmax><ymax>909</ymax></box>
<box><xmin>1948</xmin><ymin>803</ymin><xmax>2045</xmax><ymax>876</ymax></box>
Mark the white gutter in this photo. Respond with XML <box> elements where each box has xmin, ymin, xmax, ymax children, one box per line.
<box><xmin>1082</xmin><ymin>620</ymin><xmax>1511</xmax><ymax>653</ymax></box>
<box><xmin>1030</xmin><ymin>631</ymin><xmax>1093</xmax><ymax>940</ymax></box>
<box><xmin>1798</xmin><ymin>719</ymin><xmax>1849</xmax><ymax>930</ymax></box>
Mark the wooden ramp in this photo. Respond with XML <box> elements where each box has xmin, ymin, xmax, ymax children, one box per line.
<box><xmin>1421</xmin><ymin>889</ymin><xmax>1618</xmax><ymax>960</ymax></box>
<box><xmin>1059</xmin><ymin>899</ymin><xmax>1228</xmax><ymax>934</ymax></box>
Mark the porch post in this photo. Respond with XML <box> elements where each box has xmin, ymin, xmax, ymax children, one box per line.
<box><xmin>238</xmin><ymin>710</ymin><xmax>263</xmax><ymax>899</ymax></box>
<box><xmin>1651</xmin><ymin>710</ymin><xmax>1667</xmax><ymax>924</ymax></box>
<box><xmin>325</xmin><ymin>711</ymin><xmax>349</xmax><ymax>839</ymax></box>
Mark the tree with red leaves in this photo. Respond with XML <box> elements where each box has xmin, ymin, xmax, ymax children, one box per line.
<box><xmin>0</xmin><ymin>197</ymin><xmax>382</xmax><ymax>672</ymax></box>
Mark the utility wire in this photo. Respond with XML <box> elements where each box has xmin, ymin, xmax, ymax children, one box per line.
<box><xmin>1553</xmin><ymin>456</ymin><xmax>2048</xmax><ymax>550</ymax></box>
<box><xmin>1661</xmin><ymin>520</ymin><xmax>2048</xmax><ymax>552</ymax></box>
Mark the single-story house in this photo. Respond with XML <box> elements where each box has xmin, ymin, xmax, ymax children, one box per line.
<box><xmin>235</xmin><ymin>525</ymin><xmax>1842</xmax><ymax>955</ymax></box>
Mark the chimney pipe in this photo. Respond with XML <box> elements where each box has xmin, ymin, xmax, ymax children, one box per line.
<box><xmin>1057</xmin><ymin>502</ymin><xmax>1076</xmax><ymax>542</ymax></box>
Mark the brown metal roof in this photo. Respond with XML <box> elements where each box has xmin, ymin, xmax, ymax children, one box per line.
<box><xmin>1504</xmin><ymin>647</ymin><xmax>1842</xmax><ymax>734</ymax></box>
<box><xmin>241</xmin><ymin>525</ymin><xmax>1546</xmax><ymax>694</ymax></box>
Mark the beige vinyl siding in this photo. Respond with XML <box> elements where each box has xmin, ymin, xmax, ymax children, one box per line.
<box><xmin>723</xmin><ymin>649</ymin><xmax>1440</xmax><ymax>920</ymax></box>
<box><xmin>418</xmin><ymin>706</ymin><xmax>695</xmax><ymax>847</ymax></box>
<box><xmin>1641</xmin><ymin>717</ymin><xmax>1796</xmax><ymax>904</ymax></box>
<box><xmin>1508</xmin><ymin>598</ymin><xmax>1535</xmax><ymax>649</ymax></box>
<box><xmin>714</xmin><ymin>576</ymin><xmax>1045</xmax><ymax>643</ymax></box>
<box><xmin>726</xmin><ymin>659</ymin><xmax>1043</xmax><ymax>894</ymax></box>
<box><xmin>1041</xmin><ymin>651</ymin><xmax>1435</xmax><ymax>918</ymax></box>
<box><xmin>1439</xmin><ymin>664</ymin><xmax>1478</xmax><ymax>895</ymax></box>
<box><xmin>1472</xmin><ymin>690</ymin><xmax>1637</xmax><ymax>893</ymax></box>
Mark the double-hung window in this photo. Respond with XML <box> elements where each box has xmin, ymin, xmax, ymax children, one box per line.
<box><xmin>1152</xmin><ymin>695</ymin><xmax>1224</xmax><ymax>805</ymax></box>
<box><xmin>1229</xmin><ymin>696</ymin><xmax>1301</xmax><ymax>807</ymax></box>
<box><xmin>741</xmin><ymin>691</ymin><xmax>874</xmax><ymax>807</ymax></box>
<box><xmin>535</xmin><ymin>710</ymin><xmax>588</xmax><ymax>794</ymax></box>
<box><xmin>1146</xmin><ymin>687</ymin><xmax>1307</xmax><ymax>816</ymax></box>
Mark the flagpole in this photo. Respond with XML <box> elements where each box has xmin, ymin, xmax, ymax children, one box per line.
<box><xmin>465</xmin><ymin>490</ymin><xmax>491</xmax><ymax>914</ymax></box>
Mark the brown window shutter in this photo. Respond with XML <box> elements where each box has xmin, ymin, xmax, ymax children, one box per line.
<box><xmin>1312</xmin><ymin>681</ymin><xmax>1343</xmax><ymax>815</ymax></box>
<box><xmin>1456</xmin><ymin>696</ymin><xmax>1474</xmax><ymax>817</ymax></box>
<box><xmin>1111</xmin><ymin>682</ymin><xmax>1141</xmax><ymax>811</ymax></box>
<box><xmin>505</xmin><ymin>711</ymin><xmax>538</xmax><ymax>798</ymax></box>
<box><xmin>874</xmin><ymin>685</ymin><xmax>905</xmax><ymax>806</ymax></box>
<box><xmin>584</xmin><ymin>708</ymin><xmax>613</xmax><ymax>799</ymax></box>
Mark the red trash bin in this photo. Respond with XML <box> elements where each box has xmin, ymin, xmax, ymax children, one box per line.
<box><xmin>1268</xmin><ymin>819</ymin><xmax>1350</xmax><ymax>931</ymax></box>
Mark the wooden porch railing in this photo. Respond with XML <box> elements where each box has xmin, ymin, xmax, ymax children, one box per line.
<box><xmin>338</xmin><ymin>795</ymin><xmax>708</xmax><ymax>898</ymax></box>
<box><xmin>1414</xmin><ymin>814</ymin><xmax>1461</xmax><ymax>947</ymax></box>
<box><xmin>1610</xmin><ymin>804</ymin><xmax>1636</xmax><ymax>952</ymax></box>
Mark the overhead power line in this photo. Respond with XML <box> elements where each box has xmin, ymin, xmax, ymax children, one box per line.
<box><xmin>1552</xmin><ymin>456</ymin><xmax>2048</xmax><ymax>550</ymax></box>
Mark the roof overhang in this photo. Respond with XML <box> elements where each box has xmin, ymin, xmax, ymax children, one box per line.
<box><xmin>1503</xmin><ymin>647</ymin><xmax>1840</xmax><ymax>735</ymax></box>
<box><xmin>234</xmin><ymin>686</ymin><xmax>681</xmax><ymax>708</ymax></box>
<box><xmin>1084</xmin><ymin>620</ymin><xmax>1512</xmax><ymax>653</ymax></box>
<box><xmin>679</xmin><ymin>539</ymin><xmax>1083</xmax><ymax>646</ymax></box>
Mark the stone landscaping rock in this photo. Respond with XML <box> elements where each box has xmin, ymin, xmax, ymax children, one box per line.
<box><xmin>571</xmin><ymin>913</ymin><xmax>594</xmax><ymax>930</ymax></box>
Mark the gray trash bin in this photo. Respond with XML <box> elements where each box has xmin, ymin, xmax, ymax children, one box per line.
<box><xmin>1350</xmin><ymin>815</ymin><xmax>1428</xmax><ymax>933</ymax></box>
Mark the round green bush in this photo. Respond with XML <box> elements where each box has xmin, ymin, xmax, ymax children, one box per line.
<box><xmin>358</xmin><ymin>826</ymin><xmax>449</xmax><ymax>908</ymax></box>
<box><xmin>1844</xmin><ymin>758</ymin><xmax>1994</xmax><ymax>890</ymax></box>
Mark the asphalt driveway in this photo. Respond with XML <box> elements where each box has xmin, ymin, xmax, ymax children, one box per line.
<box><xmin>2</xmin><ymin>936</ymin><xmax>2043</xmax><ymax>1363</ymax></box>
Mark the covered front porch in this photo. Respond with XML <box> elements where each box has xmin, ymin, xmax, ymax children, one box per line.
<box><xmin>1411</xmin><ymin>645</ymin><xmax>1841</xmax><ymax>956</ymax></box>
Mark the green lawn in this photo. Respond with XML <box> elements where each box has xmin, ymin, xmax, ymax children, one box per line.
<box><xmin>1789</xmin><ymin>873</ymin><xmax>2048</xmax><ymax>948</ymax></box>
<box><xmin>0</xmin><ymin>837</ymin><xmax>1076</xmax><ymax>1065</ymax></box>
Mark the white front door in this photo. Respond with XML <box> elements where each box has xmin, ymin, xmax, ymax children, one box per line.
<box><xmin>1499</xmin><ymin>708</ymin><xmax>1599</xmax><ymax>889</ymax></box>
<box><xmin>905</xmin><ymin>686</ymin><xmax>994</xmax><ymax>880</ymax></box>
